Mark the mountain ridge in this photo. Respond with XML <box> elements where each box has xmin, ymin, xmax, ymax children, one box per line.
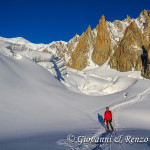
<box><xmin>0</xmin><ymin>9</ymin><xmax>150</xmax><ymax>78</ymax></box>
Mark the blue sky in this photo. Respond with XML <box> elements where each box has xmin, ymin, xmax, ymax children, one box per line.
<box><xmin>0</xmin><ymin>0</ymin><xmax>150</xmax><ymax>44</ymax></box>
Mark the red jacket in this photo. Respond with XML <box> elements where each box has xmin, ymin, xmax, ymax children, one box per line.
<box><xmin>104</xmin><ymin>111</ymin><xmax>112</xmax><ymax>121</ymax></box>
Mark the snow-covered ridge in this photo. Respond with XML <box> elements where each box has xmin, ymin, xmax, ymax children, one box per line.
<box><xmin>0</xmin><ymin>10</ymin><xmax>148</xmax><ymax>69</ymax></box>
<box><xmin>0</xmin><ymin>36</ymin><xmax>47</xmax><ymax>50</ymax></box>
<box><xmin>0</xmin><ymin>36</ymin><xmax>76</xmax><ymax>65</ymax></box>
<box><xmin>0</xmin><ymin>40</ymin><xmax>67</xmax><ymax>83</ymax></box>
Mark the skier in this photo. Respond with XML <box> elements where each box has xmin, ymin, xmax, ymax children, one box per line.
<box><xmin>104</xmin><ymin>107</ymin><xmax>114</xmax><ymax>132</ymax></box>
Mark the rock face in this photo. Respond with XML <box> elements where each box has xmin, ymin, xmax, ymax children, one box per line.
<box><xmin>69</xmin><ymin>25</ymin><xmax>93</xmax><ymax>70</ymax></box>
<box><xmin>67</xmin><ymin>34</ymin><xmax>79</xmax><ymax>56</ymax></box>
<box><xmin>144</xmin><ymin>15</ymin><xmax>150</xmax><ymax>42</ymax></box>
<box><xmin>33</xmin><ymin>10</ymin><xmax>150</xmax><ymax>74</ymax></box>
<box><xmin>92</xmin><ymin>15</ymin><xmax>111</xmax><ymax>66</ymax></box>
<box><xmin>142</xmin><ymin>64</ymin><xmax>150</xmax><ymax>79</ymax></box>
<box><xmin>141</xmin><ymin>45</ymin><xmax>150</xmax><ymax>78</ymax></box>
<box><xmin>109</xmin><ymin>21</ymin><xmax>149</xmax><ymax>72</ymax></box>
<box><xmin>147</xmin><ymin>45</ymin><xmax>150</xmax><ymax>63</ymax></box>
<box><xmin>47</xmin><ymin>41</ymin><xmax>68</xmax><ymax>62</ymax></box>
<box><xmin>141</xmin><ymin>10</ymin><xmax>150</xmax><ymax>79</ymax></box>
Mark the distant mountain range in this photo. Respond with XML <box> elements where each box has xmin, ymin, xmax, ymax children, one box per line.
<box><xmin>0</xmin><ymin>9</ymin><xmax>150</xmax><ymax>79</ymax></box>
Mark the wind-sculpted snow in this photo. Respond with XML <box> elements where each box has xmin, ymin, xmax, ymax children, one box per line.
<box><xmin>16</xmin><ymin>50</ymin><xmax>54</xmax><ymax>62</ymax></box>
<box><xmin>63</xmin><ymin>67</ymin><xmax>138</xmax><ymax>96</ymax></box>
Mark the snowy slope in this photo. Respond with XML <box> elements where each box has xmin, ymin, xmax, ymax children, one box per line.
<box><xmin>0</xmin><ymin>43</ymin><xmax>150</xmax><ymax>150</ymax></box>
<box><xmin>0</xmin><ymin>50</ymin><xmax>132</xmax><ymax>140</ymax></box>
<box><xmin>0</xmin><ymin>51</ymin><xmax>94</xmax><ymax>139</ymax></box>
<box><xmin>57</xmin><ymin>78</ymin><xmax>150</xmax><ymax>150</ymax></box>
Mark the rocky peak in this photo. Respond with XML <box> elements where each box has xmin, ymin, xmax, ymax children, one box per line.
<box><xmin>109</xmin><ymin>21</ymin><xmax>147</xmax><ymax>72</ymax></box>
<box><xmin>96</xmin><ymin>15</ymin><xmax>106</xmax><ymax>32</ymax></box>
<box><xmin>99</xmin><ymin>15</ymin><xmax>105</xmax><ymax>23</ymax></box>
<box><xmin>139</xmin><ymin>9</ymin><xmax>150</xmax><ymax>17</ymax></box>
<box><xmin>92</xmin><ymin>15</ymin><xmax>111</xmax><ymax>66</ymax></box>
<box><xmin>138</xmin><ymin>9</ymin><xmax>150</xmax><ymax>26</ymax></box>
<box><xmin>68</xmin><ymin>26</ymin><xmax>92</xmax><ymax>70</ymax></box>
<box><xmin>85</xmin><ymin>25</ymin><xmax>94</xmax><ymax>43</ymax></box>
<box><xmin>86</xmin><ymin>25</ymin><xmax>91</xmax><ymax>34</ymax></box>
<box><xmin>69</xmin><ymin>33</ymin><xmax>79</xmax><ymax>43</ymax></box>
<box><xmin>126</xmin><ymin>15</ymin><xmax>131</xmax><ymax>23</ymax></box>
<box><xmin>124</xmin><ymin>21</ymin><xmax>144</xmax><ymax>47</ymax></box>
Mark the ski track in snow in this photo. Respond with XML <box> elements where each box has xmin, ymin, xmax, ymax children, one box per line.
<box><xmin>57</xmin><ymin>87</ymin><xmax>150</xmax><ymax>150</ymax></box>
<box><xmin>94</xmin><ymin>87</ymin><xmax>150</xmax><ymax>150</ymax></box>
